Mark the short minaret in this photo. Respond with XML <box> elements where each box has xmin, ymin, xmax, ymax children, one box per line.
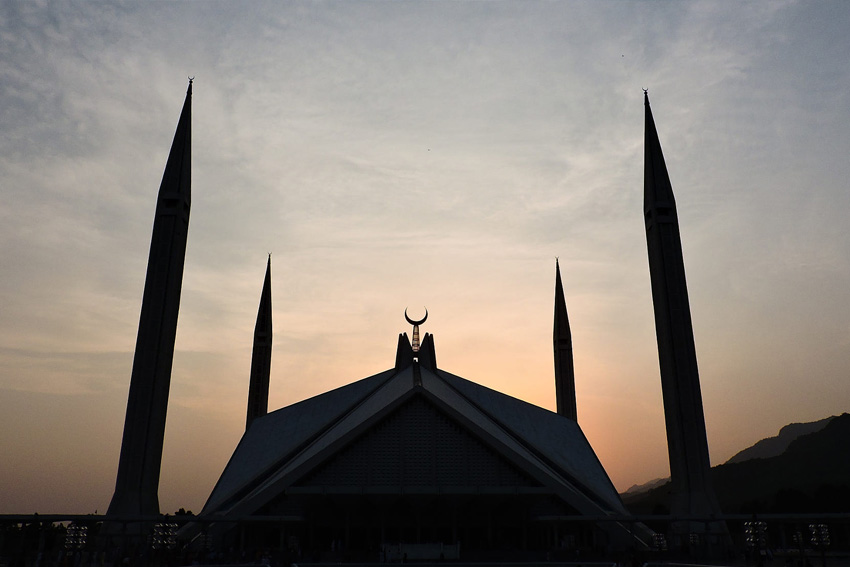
<box><xmin>246</xmin><ymin>255</ymin><xmax>273</xmax><ymax>430</ymax></box>
<box><xmin>643</xmin><ymin>93</ymin><xmax>724</xmax><ymax>534</ymax></box>
<box><xmin>107</xmin><ymin>81</ymin><xmax>192</xmax><ymax>518</ymax></box>
<box><xmin>553</xmin><ymin>259</ymin><xmax>577</xmax><ymax>421</ymax></box>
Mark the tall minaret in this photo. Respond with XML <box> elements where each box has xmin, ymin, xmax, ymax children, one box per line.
<box><xmin>553</xmin><ymin>259</ymin><xmax>577</xmax><ymax>420</ymax></box>
<box><xmin>107</xmin><ymin>81</ymin><xmax>192</xmax><ymax>518</ymax></box>
<box><xmin>643</xmin><ymin>93</ymin><xmax>723</xmax><ymax>532</ymax></box>
<box><xmin>246</xmin><ymin>255</ymin><xmax>273</xmax><ymax>430</ymax></box>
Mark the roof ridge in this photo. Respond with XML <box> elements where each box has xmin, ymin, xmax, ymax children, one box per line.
<box><xmin>202</xmin><ymin>368</ymin><xmax>399</xmax><ymax>514</ymax></box>
<box><xmin>432</xmin><ymin>369</ymin><xmax>626</xmax><ymax>513</ymax></box>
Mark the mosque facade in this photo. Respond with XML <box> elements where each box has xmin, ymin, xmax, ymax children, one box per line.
<box><xmin>194</xmin><ymin>328</ymin><xmax>649</xmax><ymax>559</ymax></box>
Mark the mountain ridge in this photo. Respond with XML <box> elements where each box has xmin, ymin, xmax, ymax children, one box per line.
<box><xmin>621</xmin><ymin>414</ymin><xmax>837</xmax><ymax>498</ymax></box>
<box><xmin>725</xmin><ymin>415</ymin><xmax>834</xmax><ymax>464</ymax></box>
<box><xmin>622</xmin><ymin>413</ymin><xmax>850</xmax><ymax>513</ymax></box>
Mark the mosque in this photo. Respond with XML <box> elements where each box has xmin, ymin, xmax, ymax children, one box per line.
<box><xmin>104</xmin><ymin>81</ymin><xmax>725</xmax><ymax>560</ymax></box>
<box><xmin>193</xmin><ymin>277</ymin><xmax>647</xmax><ymax>559</ymax></box>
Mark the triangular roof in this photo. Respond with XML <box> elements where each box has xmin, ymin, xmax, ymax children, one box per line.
<box><xmin>205</xmin><ymin>367</ymin><xmax>396</xmax><ymax>513</ymax></box>
<box><xmin>202</xmin><ymin>341</ymin><xmax>626</xmax><ymax>520</ymax></box>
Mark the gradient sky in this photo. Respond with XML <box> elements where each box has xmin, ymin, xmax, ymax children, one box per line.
<box><xmin>2</xmin><ymin>1</ymin><xmax>849</xmax><ymax>515</ymax></box>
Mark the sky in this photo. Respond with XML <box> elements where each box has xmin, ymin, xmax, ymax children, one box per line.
<box><xmin>1</xmin><ymin>1</ymin><xmax>849</xmax><ymax>515</ymax></box>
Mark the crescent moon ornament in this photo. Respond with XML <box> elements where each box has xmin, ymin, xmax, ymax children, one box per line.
<box><xmin>404</xmin><ymin>307</ymin><xmax>428</xmax><ymax>326</ymax></box>
<box><xmin>405</xmin><ymin>307</ymin><xmax>427</xmax><ymax>353</ymax></box>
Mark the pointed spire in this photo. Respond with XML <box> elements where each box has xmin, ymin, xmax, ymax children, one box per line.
<box><xmin>158</xmin><ymin>79</ymin><xmax>192</xmax><ymax>209</ymax></box>
<box><xmin>395</xmin><ymin>332</ymin><xmax>414</xmax><ymax>371</ymax></box>
<box><xmin>642</xmin><ymin>93</ymin><xmax>727</xmax><ymax>544</ymax></box>
<box><xmin>108</xmin><ymin>83</ymin><xmax>192</xmax><ymax>519</ymax></box>
<box><xmin>418</xmin><ymin>332</ymin><xmax>437</xmax><ymax>371</ymax></box>
<box><xmin>553</xmin><ymin>259</ymin><xmax>577</xmax><ymax>421</ymax></box>
<box><xmin>643</xmin><ymin>92</ymin><xmax>676</xmax><ymax>218</ymax></box>
<box><xmin>247</xmin><ymin>255</ymin><xmax>273</xmax><ymax>430</ymax></box>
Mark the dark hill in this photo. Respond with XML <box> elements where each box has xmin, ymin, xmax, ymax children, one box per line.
<box><xmin>623</xmin><ymin>413</ymin><xmax>850</xmax><ymax>514</ymax></box>
<box><xmin>726</xmin><ymin>416</ymin><xmax>834</xmax><ymax>464</ymax></box>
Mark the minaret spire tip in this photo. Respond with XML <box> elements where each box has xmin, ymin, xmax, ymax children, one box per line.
<box><xmin>187</xmin><ymin>76</ymin><xmax>194</xmax><ymax>95</ymax></box>
<box><xmin>247</xmin><ymin>254</ymin><xmax>273</xmax><ymax>430</ymax></box>
<box><xmin>553</xmin><ymin>258</ymin><xmax>576</xmax><ymax>421</ymax></box>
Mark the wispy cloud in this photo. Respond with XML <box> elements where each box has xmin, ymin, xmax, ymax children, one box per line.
<box><xmin>1</xmin><ymin>0</ymin><xmax>849</xmax><ymax>512</ymax></box>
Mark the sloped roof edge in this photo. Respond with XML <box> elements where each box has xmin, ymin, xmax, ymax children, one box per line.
<box><xmin>202</xmin><ymin>367</ymin><xmax>397</xmax><ymax>513</ymax></box>
<box><xmin>425</xmin><ymin>368</ymin><xmax>626</xmax><ymax>514</ymax></box>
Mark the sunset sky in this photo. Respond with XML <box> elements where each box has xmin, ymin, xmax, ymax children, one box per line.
<box><xmin>1</xmin><ymin>1</ymin><xmax>849</xmax><ymax>515</ymax></box>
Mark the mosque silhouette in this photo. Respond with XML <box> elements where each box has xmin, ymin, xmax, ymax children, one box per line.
<box><xmin>103</xmin><ymin>81</ymin><xmax>725</xmax><ymax>561</ymax></box>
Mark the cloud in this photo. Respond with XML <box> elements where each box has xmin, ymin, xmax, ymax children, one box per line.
<box><xmin>2</xmin><ymin>1</ymin><xmax>850</xmax><ymax>513</ymax></box>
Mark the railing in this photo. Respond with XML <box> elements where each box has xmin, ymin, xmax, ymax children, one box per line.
<box><xmin>1</xmin><ymin>513</ymin><xmax>848</xmax><ymax>567</ymax></box>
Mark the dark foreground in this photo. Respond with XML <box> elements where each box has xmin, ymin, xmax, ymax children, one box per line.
<box><xmin>1</xmin><ymin>513</ymin><xmax>849</xmax><ymax>567</ymax></box>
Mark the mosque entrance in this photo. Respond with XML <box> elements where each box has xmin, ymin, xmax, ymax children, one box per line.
<box><xmin>233</xmin><ymin>492</ymin><xmax>600</xmax><ymax>562</ymax></box>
